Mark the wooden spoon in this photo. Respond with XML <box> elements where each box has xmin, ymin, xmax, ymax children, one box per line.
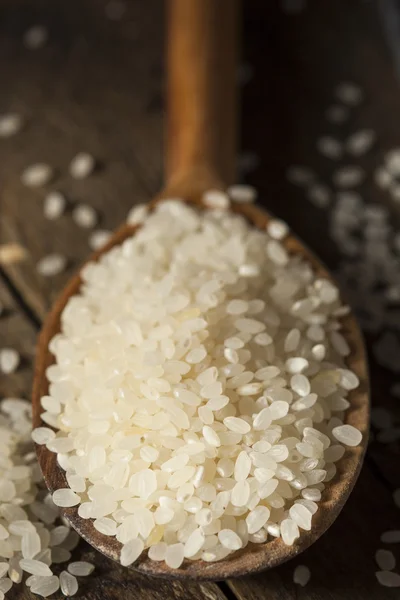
<box><xmin>32</xmin><ymin>0</ymin><xmax>369</xmax><ymax>581</ymax></box>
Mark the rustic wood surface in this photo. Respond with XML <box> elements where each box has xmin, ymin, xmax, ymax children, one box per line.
<box><xmin>1</xmin><ymin>0</ymin><xmax>400</xmax><ymax>598</ymax></box>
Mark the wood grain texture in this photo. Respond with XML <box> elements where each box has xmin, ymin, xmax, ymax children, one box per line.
<box><xmin>32</xmin><ymin>198</ymin><xmax>370</xmax><ymax>580</ymax></box>
<box><xmin>166</xmin><ymin>0</ymin><xmax>237</xmax><ymax>190</ymax></box>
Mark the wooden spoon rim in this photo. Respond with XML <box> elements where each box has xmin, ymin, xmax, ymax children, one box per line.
<box><xmin>32</xmin><ymin>199</ymin><xmax>370</xmax><ymax>580</ymax></box>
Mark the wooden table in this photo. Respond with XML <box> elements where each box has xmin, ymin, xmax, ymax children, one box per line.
<box><xmin>1</xmin><ymin>0</ymin><xmax>399</xmax><ymax>598</ymax></box>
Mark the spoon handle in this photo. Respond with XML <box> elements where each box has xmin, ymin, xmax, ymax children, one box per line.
<box><xmin>165</xmin><ymin>0</ymin><xmax>238</xmax><ymax>200</ymax></box>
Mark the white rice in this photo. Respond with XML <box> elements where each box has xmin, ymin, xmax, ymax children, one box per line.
<box><xmin>325</xmin><ymin>104</ymin><xmax>349</xmax><ymax>124</ymax></box>
<box><xmin>30</xmin><ymin>575</ymin><xmax>60</xmax><ymax>597</ymax></box>
<box><xmin>267</xmin><ymin>219</ymin><xmax>289</xmax><ymax>241</ymax></box>
<box><xmin>60</xmin><ymin>571</ymin><xmax>79</xmax><ymax>596</ymax></box>
<box><xmin>335</xmin><ymin>82</ymin><xmax>363</xmax><ymax>106</ymax></box>
<box><xmin>0</xmin><ymin>396</ymin><xmax>96</xmax><ymax>594</ymax></box>
<box><xmin>0</xmin><ymin>564</ymin><xmax>8</xmax><ymax>578</ymax></box>
<box><xmin>381</xmin><ymin>531</ymin><xmax>400</xmax><ymax>543</ymax></box>
<box><xmin>0</xmin><ymin>348</ymin><xmax>20</xmax><ymax>374</ymax></box>
<box><xmin>346</xmin><ymin>130</ymin><xmax>376</xmax><ymax>156</ymax></box>
<box><xmin>217</xmin><ymin>530</ymin><xmax>242</xmax><ymax>552</ymax></box>
<box><xmin>333</xmin><ymin>166</ymin><xmax>365</xmax><ymax>188</ymax></box>
<box><xmin>293</xmin><ymin>564</ymin><xmax>311</xmax><ymax>586</ymax></box>
<box><xmin>332</xmin><ymin>425</ymin><xmax>362</xmax><ymax>446</ymax></box>
<box><xmin>203</xmin><ymin>190</ymin><xmax>230</xmax><ymax>210</ymax></box>
<box><xmin>0</xmin><ymin>579</ymin><xmax>12</xmax><ymax>594</ymax></box>
<box><xmin>184</xmin><ymin>528</ymin><xmax>205</xmax><ymax>557</ymax></box>
<box><xmin>127</xmin><ymin>203</ymin><xmax>148</xmax><ymax>226</ymax></box>
<box><xmin>21</xmin><ymin>163</ymin><xmax>53</xmax><ymax>187</ymax></box>
<box><xmin>0</xmin><ymin>113</ymin><xmax>23</xmax><ymax>137</ymax></box>
<box><xmin>69</xmin><ymin>153</ymin><xmax>95</xmax><ymax>179</ymax></box>
<box><xmin>376</xmin><ymin>549</ymin><xmax>396</xmax><ymax>571</ymax></box>
<box><xmin>36</xmin><ymin>197</ymin><xmax>362</xmax><ymax>568</ymax></box>
<box><xmin>89</xmin><ymin>230</ymin><xmax>112</xmax><ymax>251</ymax></box>
<box><xmin>376</xmin><ymin>571</ymin><xmax>400</xmax><ymax>588</ymax></box>
<box><xmin>52</xmin><ymin>547</ymin><xmax>72</xmax><ymax>564</ymax></box>
<box><xmin>374</xmin><ymin>167</ymin><xmax>392</xmax><ymax>190</ymax></box>
<box><xmin>120</xmin><ymin>538</ymin><xmax>145</xmax><ymax>566</ymax></box>
<box><xmin>36</xmin><ymin>254</ymin><xmax>66</xmax><ymax>277</ymax></box>
<box><xmin>227</xmin><ymin>184</ymin><xmax>257</xmax><ymax>204</ymax></box>
<box><xmin>19</xmin><ymin>559</ymin><xmax>52</xmax><ymax>576</ymax></box>
<box><xmin>23</xmin><ymin>25</ymin><xmax>48</xmax><ymax>49</ymax></box>
<box><xmin>286</xmin><ymin>166</ymin><xmax>315</xmax><ymax>186</ymax></box>
<box><xmin>21</xmin><ymin>530</ymin><xmax>41</xmax><ymax>559</ymax></box>
<box><xmin>307</xmin><ymin>184</ymin><xmax>331</xmax><ymax>208</ymax></box>
<box><xmin>317</xmin><ymin>137</ymin><xmax>342</xmax><ymax>160</ymax></box>
<box><xmin>44</xmin><ymin>192</ymin><xmax>66</xmax><ymax>220</ymax></box>
<box><xmin>72</xmin><ymin>204</ymin><xmax>97</xmax><ymax>229</ymax></box>
<box><xmin>67</xmin><ymin>561</ymin><xmax>95</xmax><ymax>576</ymax></box>
<box><xmin>385</xmin><ymin>149</ymin><xmax>400</xmax><ymax>176</ymax></box>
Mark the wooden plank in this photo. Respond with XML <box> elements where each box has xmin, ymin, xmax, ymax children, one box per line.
<box><xmin>228</xmin><ymin>465</ymin><xmax>400</xmax><ymax>600</ymax></box>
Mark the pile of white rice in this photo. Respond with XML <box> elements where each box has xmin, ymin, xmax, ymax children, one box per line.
<box><xmin>34</xmin><ymin>196</ymin><xmax>362</xmax><ymax>569</ymax></box>
<box><xmin>0</xmin><ymin>398</ymin><xmax>92</xmax><ymax>598</ymax></box>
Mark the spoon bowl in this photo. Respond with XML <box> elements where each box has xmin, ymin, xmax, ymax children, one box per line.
<box><xmin>33</xmin><ymin>197</ymin><xmax>369</xmax><ymax>580</ymax></box>
<box><xmin>32</xmin><ymin>0</ymin><xmax>369</xmax><ymax>581</ymax></box>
